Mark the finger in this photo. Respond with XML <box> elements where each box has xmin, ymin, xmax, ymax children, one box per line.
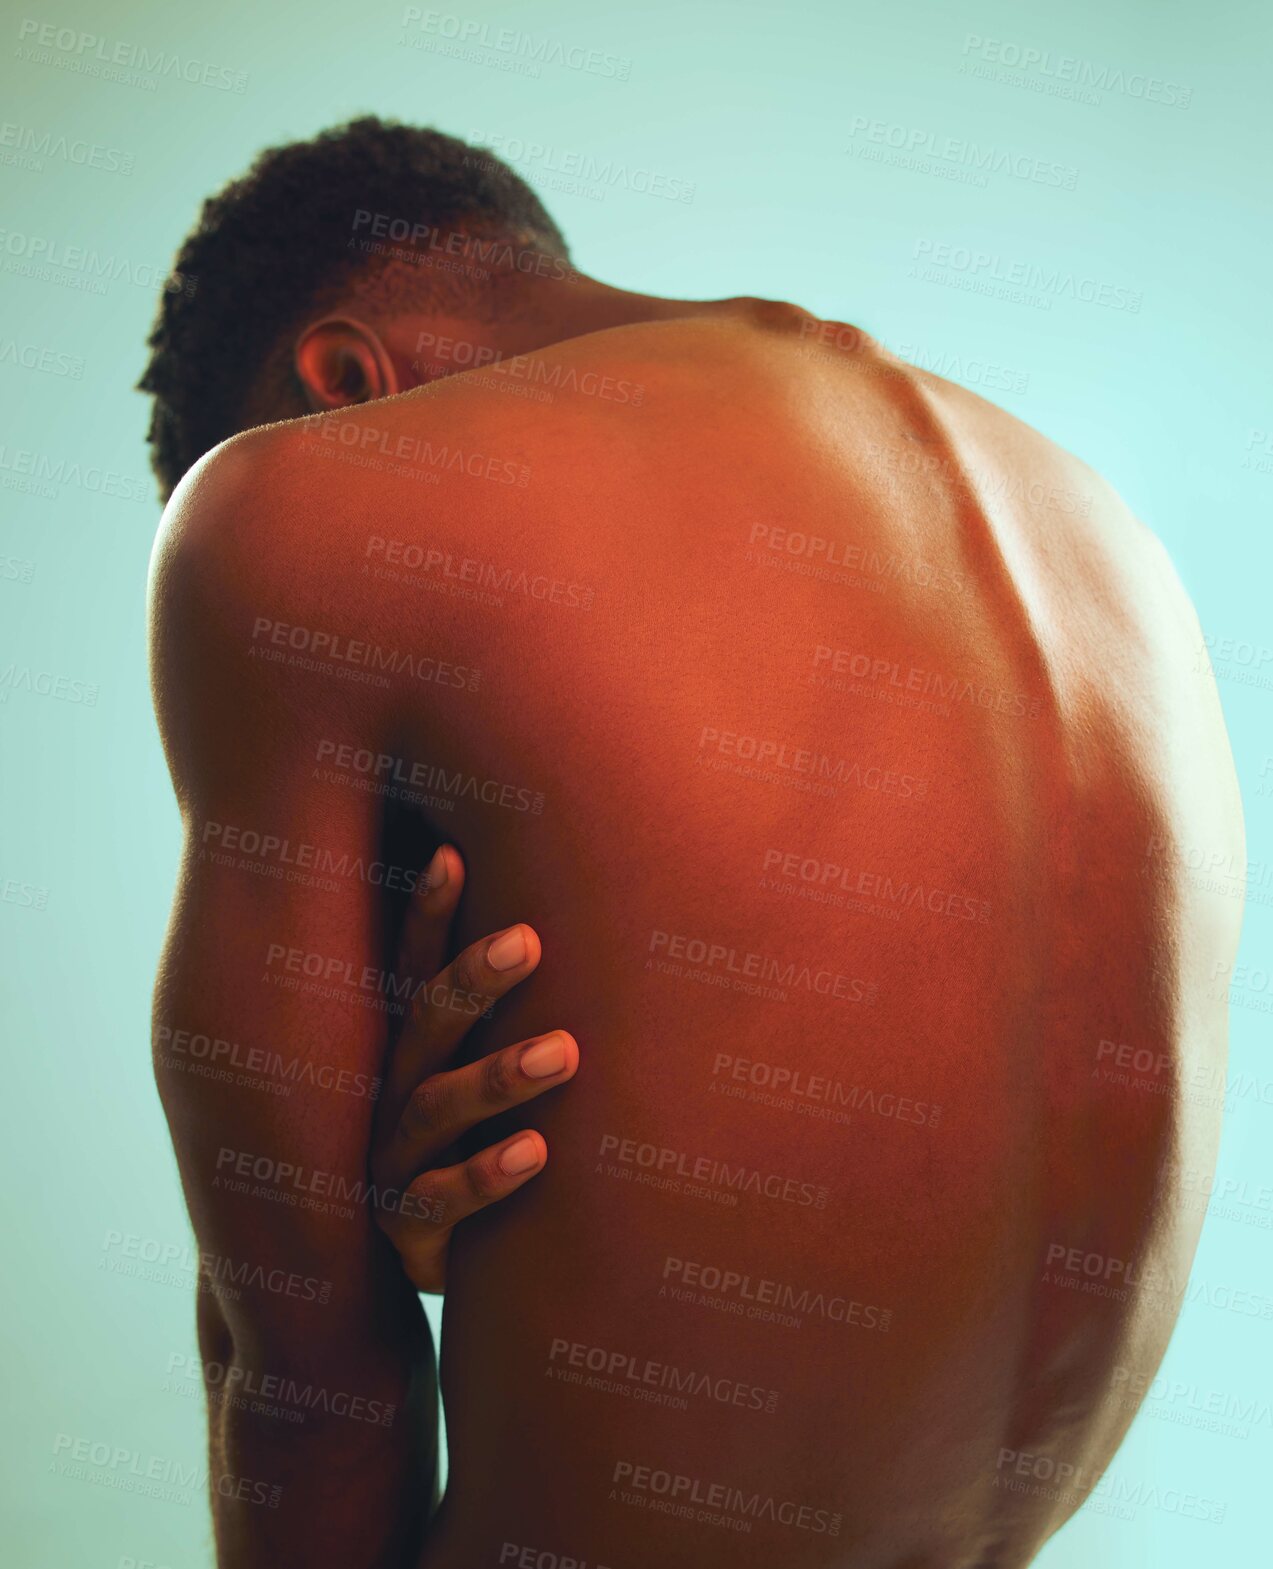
<box><xmin>382</xmin><ymin>1030</ymin><xmax>578</xmax><ymax>1187</ymax></box>
<box><xmin>378</xmin><ymin>1130</ymin><xmax>549</xmax><ymax>1272</ymax></box>
<box><xmin>396</xmin><ymin>844</ymin><xmax>465</xmax><ymax>984</ymax></box>
<box><xmin>387</xmin><ymin>922</ymin><xmax>543</xmax><ymax>1108</ymax></box>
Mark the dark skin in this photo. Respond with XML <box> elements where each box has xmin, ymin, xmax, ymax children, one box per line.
<box><xmin>370</xmin><ymin>842</ymin><xmax>578</xmax><ymax>1295</ymax></box>
<box><xmin>150</xmin><ymin>255</ymin><xmax>1244</xmax><ymax>1567</ymax></box>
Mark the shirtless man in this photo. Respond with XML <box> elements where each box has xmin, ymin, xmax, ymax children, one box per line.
<box><xmin>143</xmin><ymin>117</ymin><xmax>1244</xmax><ymax>1568</ymax></box>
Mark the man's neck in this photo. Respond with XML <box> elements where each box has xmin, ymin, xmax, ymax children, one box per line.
<box><xmin>535</xmin><ymin>276</ymin><xmax>742</xmax><ymax>336</ymax></box>
<box><xmin>391</xmin><ymin>274</ymin><xmax>760</xmax><ymax>387</ymax></box>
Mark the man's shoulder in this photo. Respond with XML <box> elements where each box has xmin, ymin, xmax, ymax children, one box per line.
<box><xmin>147</xmin><ymin>422</ymin><xmax>407</xmax><ymax>810</ymax></box>
<box><xmin>149</xmin><ymin>421</ymin><xmax>300</xmax><ymax>607</ymax></box>
<box><xmin>149</xmin><ymin>404</ymin><xmax>456</xmax><ymax>642</ymax></box>
<box><xmin>898</xmin><ymin>352</ymin><xmax>1172</xmax><ymax>560</ymax></box>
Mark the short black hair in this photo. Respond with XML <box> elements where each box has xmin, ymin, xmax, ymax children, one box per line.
<box><xmin>138</xmin><ymin>115</ymin><xmax>569</xmax><ymax>501</ymax></box>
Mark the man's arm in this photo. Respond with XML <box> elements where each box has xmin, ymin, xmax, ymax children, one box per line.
<box><xmin>148</xmin><ymin>430</ymin><xmax>435</xmax><ymax>1566</ymax></box>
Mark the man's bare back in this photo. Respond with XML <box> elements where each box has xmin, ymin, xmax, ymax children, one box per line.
<box><xmin>152</xmin><ymin>302</ymin><xmax>1242</xmax><ymax>1567</ymax></box>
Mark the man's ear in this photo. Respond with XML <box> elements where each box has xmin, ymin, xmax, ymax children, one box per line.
<box><xmin>293</xmin><ymin>316</ymin><xmax>399</xmax><ymax>411</ymax></box>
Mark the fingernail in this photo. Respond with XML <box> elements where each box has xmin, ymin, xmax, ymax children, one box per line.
<box><xmin>499</xmin><ymin>1136</ymin><xmax>542</xmax><ymax>1176</ymax></box>
<box><xmin>487</xmin><ymin>926</ymin><xmax>528</xmax><ymax>971</ymax></box>
<box><xmin>425</xmin><ymin>846</ymin><xmax>450</xmax><ymax>895</ymax></box>
<box><xmin>520</xmin><ymin>1033</ymin><xmax>567</xmax><ymax>1079</ymax></box>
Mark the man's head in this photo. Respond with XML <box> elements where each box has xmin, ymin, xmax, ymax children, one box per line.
<box><xmin>137</xmin><ymin>116</ymin><xmax>571</xmax><ymax>502</ymax></box>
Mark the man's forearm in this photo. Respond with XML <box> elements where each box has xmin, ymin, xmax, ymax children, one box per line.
<box><xmin>198</xmin><ymin>1285</ymin><xmax>439</xmax><ymax>1566</ymax></box>
<box><xmin>152</xmin><ymin>863</ymin><xmax>439</xmax><ymax>1566</ymax></box>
